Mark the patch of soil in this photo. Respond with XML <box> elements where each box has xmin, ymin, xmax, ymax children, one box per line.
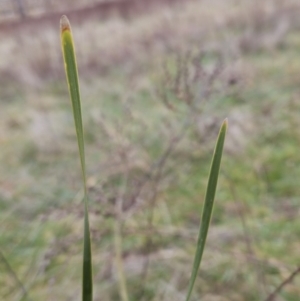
<box><xmin>0</xmin><ymin>0</ymin><xmax>187</xmax><ymax>33</ymax></box>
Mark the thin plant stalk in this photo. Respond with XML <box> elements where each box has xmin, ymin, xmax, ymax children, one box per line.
<box><xmin>0</xmin><ymin>250</ymin><xmax>30</xmax><ymax>301</ymax></box>
<box><xmin>114</xmin><ymin>219</ymin><xmax>129</xmax><ymax>301</ymax></box>
<box><xmin>185</xmin><ymin>119</ymin><xmax>228</xmax><ymax>301</ymax></box>
<box><xmin>60</xmin><ymin>15</ymin><xmax>93</xmax><ymax>301</ymax></box>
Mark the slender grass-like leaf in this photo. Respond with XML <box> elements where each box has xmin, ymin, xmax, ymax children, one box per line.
<box><xmin>185</xmin><ymin>119</ymin><xmax>228</xmax><ymax>301</ymax></box>
<box><xmin>60</xmin><ymin>15</ymin><xmax>93</xmax><ymax>301</ymax></box>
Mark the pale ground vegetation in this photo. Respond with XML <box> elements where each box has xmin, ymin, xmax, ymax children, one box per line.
<box><xmin>0</xmin><ymin>0</ymin><xmax>300</xmax><ymax>300</ymax></box>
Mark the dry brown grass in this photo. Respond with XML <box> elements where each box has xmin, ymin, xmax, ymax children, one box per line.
<box><xmin>1</xmin><ymin>0</ymin><xmax>300</xmax><ymax>91</ymax></box>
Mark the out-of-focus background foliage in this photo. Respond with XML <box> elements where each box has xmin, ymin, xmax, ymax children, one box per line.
<box><xmin>0</xmin><ymin>0</ymin><xmax>300</xmax><ymax>300</ymax></box>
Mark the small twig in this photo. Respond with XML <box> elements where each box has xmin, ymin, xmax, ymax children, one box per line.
<box><xmin>137</xmin><ymin>135</ymin><xmax>182</xmax><ymax>300</ymax></box>
<box><xmin>132</xmin><ymin>115</ymin><xmax>190</xmax><ymax>202</ymax></box>
<box><xmin>264</xmin><ymin>266</ymin><xmax>300</xmax><ymax>301</ymax></box>
<box><xmin>114</xmin><ymin>145</ymin><xmax>130</xmax><ymax>301</ymax></box>
<box><xmin>0</xmin><ymin>249</ymin><xmax>31</xmax><ymax>301</ymax></box>
<box><xmin>225</xmin><ymin>175</ymin><xmax>268</xmax><ymax>298</ymax></box>
<box><xmin>114</xmin><ymin>216</ymin><xmax>129</xmax><ymax>301</ymax></box>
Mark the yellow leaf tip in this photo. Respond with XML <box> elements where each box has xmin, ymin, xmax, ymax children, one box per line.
<box><xmin>60</xmin><ymin>15</ymin><xmax>71</xmax><ymax>33</ymax></box>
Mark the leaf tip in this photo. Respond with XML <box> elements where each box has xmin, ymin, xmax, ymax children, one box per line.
<box><xmin>60</xmin><ymin>15</ymin><xmax>71</xmax><ymax>33</ymax></box>
<box><xmin>222</xmin><ymin>118</ymin><xmax>228</xmax><ymax>131</ymax></box>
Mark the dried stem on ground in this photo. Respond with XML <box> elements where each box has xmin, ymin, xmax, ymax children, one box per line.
<box><xmin>264</xmin><ymin>266</ymin><xmax>300</xmax><ymax>301</ymax></box>
<box><xmin>0</xmin><ymin>249</ymin><xmax>31</xmax><ymax>301</ymax></box>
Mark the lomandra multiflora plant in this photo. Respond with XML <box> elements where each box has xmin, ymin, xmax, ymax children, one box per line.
<box><xmin>60</xmin><ymin>15</ymin><xmax>227</xmax><ymax>301</ymax></box>
<box><xmin>60</xmin><ymin>16</ymin><xmax>92</xmax><ymax>301</ymax></box>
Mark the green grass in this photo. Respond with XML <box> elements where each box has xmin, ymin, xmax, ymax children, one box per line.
<box><xmin>1</xmin><ymin>1</ymin><xmax>300</xmax><ymax>300</ymax></box>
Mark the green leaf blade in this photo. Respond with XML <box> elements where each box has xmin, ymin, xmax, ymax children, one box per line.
<box><xmin>185</xmin><ymin>119</ymin><xmax>228</xmax><ymax>301</ymax></box>
<box><xmin>82</xmin><ymin>200</ymin><xmax>93</xmax><ymax>301</ymax></box>
<box><xmin>60</xmin><ymin>15</ymin><xmax>93</xmax><ymax>301</ymax></box>
<box><xmin>60</xmin><ymin>15</ymin><xmax>86</xmax><ymax>182</ymax></box>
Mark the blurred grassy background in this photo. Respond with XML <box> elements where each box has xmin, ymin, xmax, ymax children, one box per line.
<box><xmin>1</xmin><ymin>0</ymin><xmax>300</xmax><ymax>300</ymax></box>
